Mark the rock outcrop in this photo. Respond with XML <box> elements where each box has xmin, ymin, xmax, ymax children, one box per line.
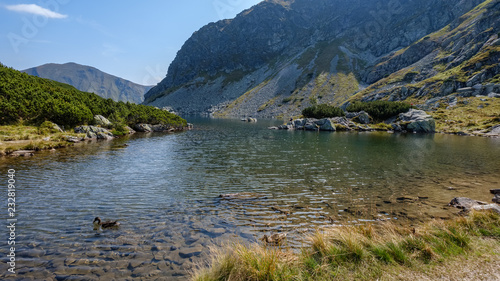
<box><xmin>274</xmin><ymin>109</ymin><xmax>435</xmax><ymax>133</ymax></box>
<box><xmin>449</xmin><ymin>197</ymin><xmax>500</xmax><ymax>214</ymax></box>
<box><xmin>74</xmin><ymin>126</ymin><xmax>114</xmax><ymax>140</ymax></box>
<box><xmin>94</xmin><ymin>115</ymin><xmax>112</xmax><ymax>127</ymax></box>
<box><xmin>133</xmin><ymin>123</ymin><xmax>182</xmax><ymax>133</ymax></box>
<box><xmin>393</xmin><ymin>110</ymin><xmax>436</xmax><ymax>133</ymax></box>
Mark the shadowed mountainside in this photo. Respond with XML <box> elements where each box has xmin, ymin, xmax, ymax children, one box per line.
<box><xmin>144</xmin><ymin>0</ymin><xmax>499</xmax><ymax>122</ymax></box>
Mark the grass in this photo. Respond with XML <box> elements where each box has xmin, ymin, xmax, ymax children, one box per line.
<box><xmin>431</xmin><ymin>96</ymin><xmax>500</xmax><ymax>134</ymax></box>
<box><xmin>0</xmin><ymin>124</ymin><xmax>85</xmax><ymax>156</ymax></box>
<box><xmin>192</xmin><ymin>210</ymin><xmax>500</xmax><ymax>281</ymax></box>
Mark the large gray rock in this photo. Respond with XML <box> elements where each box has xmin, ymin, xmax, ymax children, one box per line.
<box><xmin>94</xmin><ymin>115</ymin><xmax>112</xmax><ymax>127</ymax></box>
<box><xmin>151</xmin><ymin>124</ymin><xmax>174</xmax><ymax>132</ymax></box>
<box><xmin>74</xmin><ymin>126</ymin><xmax>114</xmax><ymax>140</ymax></box>
<box><xmin>449</xmin><ymin>197</ymin><xmax>487</xmax><ymax>210</ymax></box>
<box><xmin>134</xmin><ymin>124</ymin><xmax>153</xmax><ymax>132</ymax></box>
<box><xmin>318</xmin><ymin>119</ymin><xmax>336</xmax><ymax>131</ymax></box>
<box><xmin>397</xmin><ymin>109</ymin><xmax>435</xmax><ymax>133</ymax></box>
<box><xmin>485</xmin><ymin>125</ymin><xmax>500</xmax><ymax>136</ymax></box>
<box><xmin>346</xmin><ymin>111</ymin><xmax>371</xmax><ymax>124</ymax></box>
<box><xmin>352</xmin><ymin>111</ymin><xmax>371</xmax><ymax>124</ymax></box>
<box><xmin>448</xmin><ymin>197</ymin><xmax>500</xmax><ymax>214</ymax></box>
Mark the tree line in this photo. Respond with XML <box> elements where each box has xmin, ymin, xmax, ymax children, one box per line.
<box><xmin>0</xmin><ymin>64</ymin><xmax>186</xmax><ymax>128</ymax></box>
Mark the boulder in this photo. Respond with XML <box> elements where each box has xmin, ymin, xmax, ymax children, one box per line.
<box><xmin>125</xmin><ymin>126</ymin><xmax>136</xmax><ymax>134</ymax></box>
<box><xmin>96</xmin><ymin>132</ymin><xmax>114</xmax><ymax>140</ymax></box>
<box><xmin>65</xmin><ymin>136</ymin><xmax>82</xmax><ymax>143</ymax></box>
<box><xmin>397</xmin><ymin>109</ymin><xmax>435</xmax><ymax>133</ymax></box>
<box><xmin>278</xmin><ymin>124</ymin><xmax>293</xmax><ymax>130</ymax></box>
<box><xmin>74</xmin><ymin>126</ymin><xmax>114</xmax><ymax>140</ymax></box>
<box><xmin>488</xmin><ymin>92</ymin><xmax>500</xmax><ymax>98</ymax></box>
<box><xmin>293</xmin><ymin>119</ymin><xmax>307</xmax><ymax>128</ymax></box>
<box><xmin>241</xmin><ymin>117</ymin><xmax>257</xmax><ymax>122</ymax></box>
<box><xmin>41</xmin><ymin>121</ymin><xmax>64</xmax><ymax>132</ymax></box>
<box><xmin>134</xmin><ymin>124</ymin><xmax>152</xmax><ymax>132</ymax></box>
<box><xmin>11</xmin><ymin>150</ymin><xmax>35</xmax><ymax>157</ymax></box>
<box><xmin>486</xmin><ymin>125</ymin><xmax>500</xmax><ymax>136</ymax></box>
<box><xmin>318</xmin><ymin>118</ymin><xmax>336</xmax><ymax>131</ymax></box>
<box><xmin>94</xmin><ymin>115</ymin><xmax>112</xmax><ymax>127</ymax></box>
<box><xmin>151</xmin><ymin>124</ymin><xmax>174</xmax><ymax>132</ymax></box>
<box><xmin>304</xmin><ymin>121</ymin><xmax>319</xmax><ymax>131</ymax></box>
<box><xmin>449</xmin><ymin>197</ymin><xmax>487</xmax><ymax>210</ymax></box>
<box><xmin>353</xmin><ymin>111</ymin><xmax>371</xmax><ymax>124</ymax></box>
<box><xmin>457</xmin><ymin>87</ymin><xmax>475</xmax><ymax>97</ymax></box>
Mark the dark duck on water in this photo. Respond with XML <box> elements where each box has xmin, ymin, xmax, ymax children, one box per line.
<box><xmin>93</xmin><ymin>217</ymin><xmax>120</xmax><ymax>230</ymax></box>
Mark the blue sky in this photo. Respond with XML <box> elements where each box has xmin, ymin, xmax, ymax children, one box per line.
<box><xmin>0</xmin><ymin>0</ymin><xmax>262</xmax><ymax>85</ymax></box>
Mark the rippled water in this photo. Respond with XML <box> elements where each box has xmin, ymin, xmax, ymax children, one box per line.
<box><xmin>1</xmin><ymin>117</ymin><xmax>499</xmax><ymax>280</ymax></box>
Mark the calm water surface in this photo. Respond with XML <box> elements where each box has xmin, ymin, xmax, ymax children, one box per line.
<box><xmin>1</xmin><ymin>117</ymin><xmax>499</xmax><ymax>280</ymax></box>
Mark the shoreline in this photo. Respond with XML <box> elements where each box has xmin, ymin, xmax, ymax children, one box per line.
<box><xmin>191</xmin><ymin>209</ymin><xmax>500</xmax><ymax>281</ymax></box>
<box><xmin>0</xmin><ymin>123</ymin><xmax>192</xmax><ymax>158</ymax></box>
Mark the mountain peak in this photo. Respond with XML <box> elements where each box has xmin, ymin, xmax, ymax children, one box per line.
<box><xmin>144</xmin><ymin>0</ymin><xmax>497</xmax><ymax>118</ymax></box>
<box><xmin>23</xmin><ymin>62</ymin><xmax>151</xmax><ymax>104</ymax></box>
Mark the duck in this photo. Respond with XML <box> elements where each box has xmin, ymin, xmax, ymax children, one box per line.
<box><xmin>93</xmin><ymin>217</ymin><xmax>120</xmax><ymax>230</ymax></box>
<box><xmin>260</xmin><ymin>233</ymin><xmax>287</xmax><ymax>245</ymax></box>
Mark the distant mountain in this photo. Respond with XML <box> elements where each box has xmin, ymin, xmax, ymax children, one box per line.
<box><xmin>143</xmin><ymin>0</ymin><xmax>499</xmax><ymax>118</ymax></box>
<box><xmin>23</xmin><ymin>63</ymin><xmax>151</xmax><ymax>104</ymax></box>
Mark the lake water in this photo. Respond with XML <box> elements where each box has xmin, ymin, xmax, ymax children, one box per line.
<box><xmin>1</xmin><ymin>117</ymin><xmax>499</xmax><ymax>280</ymax></box>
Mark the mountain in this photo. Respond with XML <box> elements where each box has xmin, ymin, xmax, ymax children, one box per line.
<box><xmin>144</xmin><ymin>0</ymin><xmax>499</xmax><ymax>119</ymax></box>
<box><xmin>23</xmin><ymin>62</ymin><xmax>151</xmax><ymax>104</ymax></box>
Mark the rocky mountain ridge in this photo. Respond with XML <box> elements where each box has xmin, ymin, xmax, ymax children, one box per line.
<box><xmin>144</xmin><ymin>0</ymin><xmax>498</xmax><ymax>121</ymax></box>
<box><xmin>23</xmin><ymin>62</ymin><xmax>151</xmax><ymax>104</ymax></box>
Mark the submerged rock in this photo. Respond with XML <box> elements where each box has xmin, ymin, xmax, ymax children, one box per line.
<box><xmin>218</xmin><ymin>192</ymin><xmax>267</xmax><ymax>200</ymax></box>
<box><xmin>449</xmin><ymin>197</ymin><xmax>500</xmax><ymax>214</ymax></box>
<box><xmin>10</xmin><ymin>150</ymin><xmax>35</xmax><ymax>157</ymax></box>
<box><xmin>449</xmin><ymin>197</ymin><xmax>487</xmax><ymax>210</ymax></box>
<box><xmin>241</xmin><ymin>117</ymin><xmax>257</xmax><ymax>122</ymax></box>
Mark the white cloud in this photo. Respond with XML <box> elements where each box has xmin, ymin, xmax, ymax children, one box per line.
<box><xmin>5</xmin><ymin>4</ymin><xmax>67</xmax><ymax>19</ymax></box>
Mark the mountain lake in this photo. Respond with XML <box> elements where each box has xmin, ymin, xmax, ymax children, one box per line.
<box><xmin>1</xmin><ymin>117</ymin><xmax>499</xmax><ymax>280</ymax></box>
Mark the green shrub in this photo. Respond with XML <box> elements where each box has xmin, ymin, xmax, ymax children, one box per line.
<box><xmin>346</xmin><ymin>101</ymin><xmax>412</xmax><ymax>121</ymax></box>
<box><xmin>0</xmin><ymin>65</ymin><xmax>186</xmax><ymax>128</ymax></box>
<box><xmin>302</xmin><ymin>104</ymin><xmax>345</xmax><ymax>119</ymax></box>
<box><xmin>111</xmin><ymin>123</ymin><xmax>129</xmax><ymax>136</ymax></box>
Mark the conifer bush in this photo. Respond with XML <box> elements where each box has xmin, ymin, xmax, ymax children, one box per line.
<box><xmin>302</xmin><ymin>104</ymin><xmax>345</xmax><ymax>119</ymax></box>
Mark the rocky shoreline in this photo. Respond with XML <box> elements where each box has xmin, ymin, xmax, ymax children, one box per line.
<box><xmin>270</xmin><ymin>109</ymin><xmax>436</xmax><ymax>134</ymax></box>
<box><xmin>269</xmin><ymin>108</ymin><xmax>500</xmax><ymax>137</ymax></box>
<box><xmin>1</xmin><ymin>115</ymin><xmax>193</xmax><ymax>157</ymax></box>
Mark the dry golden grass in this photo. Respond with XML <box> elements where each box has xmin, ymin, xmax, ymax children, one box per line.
<box><xmin>431</xmin><ymin>96</ymin><xmax>500</xmax><ymax>134</ymax></box>
<box><xmin>191</xmin><ymin>210</ymin><xmax>500</xmax><ymax>281</ymax></box>
<box><xmin>0</xmin><ymin>125</ymin><xmax>84</xmax><ymax>156</ymax></box>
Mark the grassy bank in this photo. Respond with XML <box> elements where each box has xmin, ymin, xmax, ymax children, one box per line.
<box><xmin>431</xmin><ymin>96</ymin><xmax>500</xmax><ymax>135</ymax></box>
<box><xmin>0</xmin><ymin>125</ymin><xmax>85</xmax><ymax>156</ymax></box>
<box><xmin>192</xmin><ymin>210</ymin><xmax>500</xmax><ymax>280</ymax></box>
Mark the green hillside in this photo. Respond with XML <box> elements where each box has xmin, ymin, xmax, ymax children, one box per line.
<box><xmin>0</xmin><ymin>63</ymin><xmax>186</xmax><ymax>128</ymax></box>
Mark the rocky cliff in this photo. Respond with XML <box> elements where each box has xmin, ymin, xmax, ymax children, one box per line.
<box><xmin>23</xmin><ymin>63</ymin><xmax>151</xmax><ymax>104</ymax></box>
<box><xmin>144</xmin><ymin>0</ymin><xmax>498</xmax><ymax>119</ymax></box>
